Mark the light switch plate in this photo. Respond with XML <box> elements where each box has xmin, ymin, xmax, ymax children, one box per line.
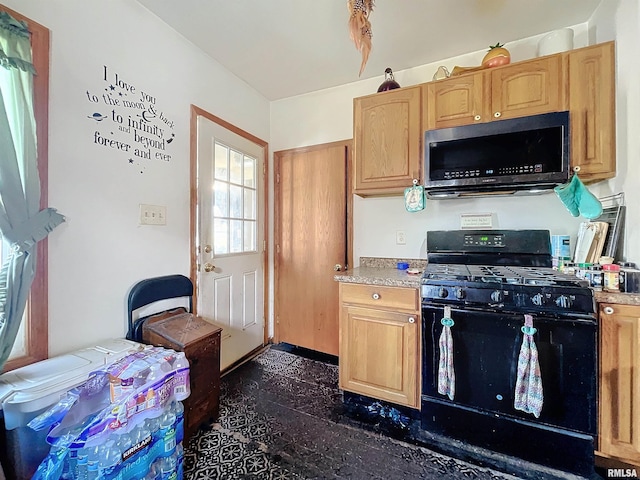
<box><xmin>139</xmin><ymin>204</ymin><xmax>167</xmax><ymax>225</ymax></box>
<box><xmin>460</xmin><ymin>213</ymin><xmax>495</xmax><ymax>229</ymax></box>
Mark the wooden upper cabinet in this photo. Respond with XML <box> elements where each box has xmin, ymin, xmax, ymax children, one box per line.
<box><xmin>490</xmin><ymin>55</ymin><xmax>566</xmax><ymax>121</ymax></box>
<box><xmin>598</xmin><ymin>303</ymin><xmax>640</xmax><ymax>467</ymax></box>
<box><xmin>423</xmin><ymin>72</ymin><xmax>487</xmax><ymax>130</ymax></box>
<box><xmin>353</xmin><ymin>86</ymin><xmax>422</xmax><ymax>196</ymax></box>
<box><xmin>566</xmin><ymin>41</ymin><xmax>616</xmax><ymax>183</ymax></box>
<box><xmin>424</xmin><ymin>55</ymin><xmax>565</xmax><ymax>131</ymax></box>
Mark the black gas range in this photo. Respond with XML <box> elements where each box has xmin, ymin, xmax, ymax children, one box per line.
<box><xmin>419</xmin><ymin>229</ymin><xmax>597</xmax><ymax>478</ymax></box>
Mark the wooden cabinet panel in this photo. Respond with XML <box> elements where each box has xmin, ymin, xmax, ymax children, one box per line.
<box><xmin>340</xmin><ymin>283</ymin><xmax>419</xmax><ymax>311</ymax></box>
<box><xmin>599</xmin><ymin>303</ymin><xmax>640</xmax><ymax>466</ymax></box>
<box><xmin>424</xmin><ymin>56</ymin><xmax>564</xmax><ymax>130</ymax></box>
<box><xmin>567</xmin><ymin>41</ymin><xmax>616</xmax><ymax>182</ymax></box>
<box><xmin>340</xmin><ymin>305</ymin><xmax>420</xmax><ymax>407</ymax></box>
<box><xmin>353</xmin><ymin>86</ymin><xmax>421</xmax><ymax>196</ymax></box>
<box><xmin>490</xmin><ymin>55</ymin><xmax>566</xmax><ymax>120</ymax></box>
<box><xmin>339</xmin><ymin>283</ymin><xmax>420</xmax><ymax>408</ymax></box>
<box><xmin>423</xmin><ymin>72</ymin><xmax>487</xmax><ymax>130</ymax></box>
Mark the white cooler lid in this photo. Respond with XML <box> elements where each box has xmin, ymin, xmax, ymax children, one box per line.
<box><xmin>0</xmin><ymin>338</ymin><xmax>144</xmax><ymax>428</ymax></box>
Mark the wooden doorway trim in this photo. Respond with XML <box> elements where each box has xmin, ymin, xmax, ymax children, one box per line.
<box><xmin>273</xmin><ymin>139</ymin><xmax>353</xmax><ymax>348</ymax></box>
<box><xmin>189</xmin><ymin>105</ymin><xmax>270</xmax><ymax>345</ymax></box>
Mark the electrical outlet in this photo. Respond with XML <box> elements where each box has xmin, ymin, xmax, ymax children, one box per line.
<box><xmin>139</xmin><ymin>204</ymin><xmax>167</xmax><ymax>225</ymax></box>
<box><xmin>396</xmin><ymin>230</ymin><xmax>406</xmax><ymax>245</ymax></box>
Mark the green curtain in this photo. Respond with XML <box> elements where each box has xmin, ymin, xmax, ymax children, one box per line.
<box><xmin>0</xmin><ymin>11</ymin><xmax>64</xmax><ymax>370</ymax></box>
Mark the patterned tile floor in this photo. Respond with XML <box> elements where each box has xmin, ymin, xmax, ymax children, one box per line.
<box><xmin>182</xmin><ymin>346</ymin><xmax>528</xmax><ymax>480</ymax></box>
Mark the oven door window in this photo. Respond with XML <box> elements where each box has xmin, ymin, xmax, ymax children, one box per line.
<box><xmin>422</xmin><ymin>306</ymin><xmax>596</xmax><ymax>434</ymax></box>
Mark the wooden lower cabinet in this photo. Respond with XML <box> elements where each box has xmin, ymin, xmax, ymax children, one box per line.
<box><xmin>598</xmin><ymin>303</ymin><xmax>640</xmax><ymax>467</ymax></box>
<box><xmin>339</xmin><ymin>283</ymin><xmax>420</xmax><ymax>408</ymax></box>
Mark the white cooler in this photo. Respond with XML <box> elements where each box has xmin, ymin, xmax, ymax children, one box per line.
<box><xmin>0</xmin><ymin>338</ymin><xmax>144</xmax><ymax>480</ymax></box>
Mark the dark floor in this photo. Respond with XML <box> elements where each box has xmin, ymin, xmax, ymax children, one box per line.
<box><xmin>183</xmin><ymin>345</ymin><xmax>541</xmax><ymax>480</ymax></box>
<box><xmin>183</xmin><ymin>345</ymin><xmax>618</xmax><ymax>480</ymax></box>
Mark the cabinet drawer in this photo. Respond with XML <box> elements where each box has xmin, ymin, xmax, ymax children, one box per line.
<box><xmin>340</xmin><ymin>283</ymin><xmax>418</xmax><ymax>311</ymax></box>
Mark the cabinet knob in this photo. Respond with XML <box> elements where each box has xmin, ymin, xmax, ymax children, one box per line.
<box><xmin>603</xmin><ymin>306</ymin><xmax>614</xmax><ymax>315</ymax></box>
<box><xmin>573</xmin><ymin>165</ymin><xmax>581</xmax><ymax>172</ymax></box>
<box><xmin>474</xmin><ymin>114</ymin><xmax>481</xmax><ymax>121</ymax></box>
<box><xmin>372</xmin><ymin>293</ymin><xmax>380</xmax><ymax>300</ymax></box>
<box><xmin>408</xmin><ymin>316</ymin><xmax>416</xmax><ymax>324</ymax></box>
<box><xmin>494</xmin><ymin>112</ymin><xmax>501</xmax><ymax>118</ymax></box>
<box><xmin>334</xmin><ymin>264</ymin><xmax>343</xmax><ymax>271</ymax></box>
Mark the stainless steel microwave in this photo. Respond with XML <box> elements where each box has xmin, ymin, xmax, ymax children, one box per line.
<box><xmin>423</xmin><ymin>111</ymin><xmax>570</xmax><ymax>199</ymax></box>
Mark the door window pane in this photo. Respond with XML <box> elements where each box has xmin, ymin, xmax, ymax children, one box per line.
<box><xmin>214</xmin><ymin>143</ymin><xmax>228</xmax><ymax>180</ymax></box>
<box><xmin>213</xmin><ymin>218</ymin><xmax>229</xmax><ymax>254</ymax></box>
<box><xmin>230</xmin><ymin>220</ymin><xmax>243</xmax><ymax>253</ymax></box>
<box><xmin>213</xmin><ymin>181</ymin><xmax>228</xmax><ymax>217</ymax></box>
<box><xmin>230</xmin><ymin>149</ymin><xmax>243</xmax><ymax>185</ymax></box>
<box><xmin>229</xmin><ymin>185</ymin><xmax>243</xmax><ymax>218</ymax></box>
<box><xmin>244</xmin><ymin>189</ymin><xmax>255</xmax><ymax>219</ymax></box>
<box><xmin>244</xmin><ymin>221</ymin><xmax>256</xmax><ymax>251</ymax></box>
<box><xmin>212</xmin><ymin>140</ymin><xmax>259</xmax><ymax>255</ymax></box>
<box><xmin>244</xmin><ymin>156</ymin><xmax>256</xmax><ymax>188</ymax></box>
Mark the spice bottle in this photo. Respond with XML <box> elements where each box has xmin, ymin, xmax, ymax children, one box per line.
<box><xmin>603</xmin><ymin>264</ymin><xmax>620</xmax><ymax>292</ymax></box>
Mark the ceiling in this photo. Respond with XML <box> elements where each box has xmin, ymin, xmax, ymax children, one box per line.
<box><xmin>136</xmin><ymin>0</ymin><xmax>603</xmax><ymax>101</ymax></box>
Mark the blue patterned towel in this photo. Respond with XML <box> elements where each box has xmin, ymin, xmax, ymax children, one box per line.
<box><xmin>438</xmin><ymin>306</ymin><xmax>455</xmax><ymax>400</ymax></box>
<box><xmin>514</xmin><ymin>314</ymin><xmax>543</xmax><ymax>417</ymax></box>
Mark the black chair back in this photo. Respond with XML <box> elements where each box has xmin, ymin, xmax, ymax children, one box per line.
<box><xmin>126</xmin><ymin>274</ymin><xmax>194</xmax><ymax>342</ymax></box>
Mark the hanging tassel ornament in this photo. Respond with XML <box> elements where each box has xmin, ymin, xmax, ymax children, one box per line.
<box><xmin>347</xmin><ymin>0</ymin><xmax>374</xmax><ymax>76</ymax></box>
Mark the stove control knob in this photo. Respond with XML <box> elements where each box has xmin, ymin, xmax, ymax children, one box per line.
<box><xmin>490</xmin><ymin>290</ymin><xmax>503</xmax><ymax>302</ymax></box>
<box><xmin>531</xmin><ymin>293</ymin><xmax>546</xmax><ymax>306</ymax></box>
<box><xmin>555</xmin><ymin>295</ymin><xmax>573</xmax><ymax>309</ymax></box>
<box><xmin>454</xmin><ymin>288</ymin><xmax>466</xmax><ymax>300</ymax></box>
<box><xmin>438</xmin><ymin>287</ymin><xmax>449</xmax><ymax>298</ymax></box>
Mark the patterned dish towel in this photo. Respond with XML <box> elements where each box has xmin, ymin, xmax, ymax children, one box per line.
<box><xmin>438</xmin><ymin>306</ymin><xmax>455</xmax><ymax>400</ymax></box>
<box><xmin>514</xmin><ymin>314</ymin><xmax>544</xmax><ymax>418</ymax></box>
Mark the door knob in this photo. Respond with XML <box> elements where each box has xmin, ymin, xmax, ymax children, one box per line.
<box><xmin>203</xmin><ymin>262</ymin><xmax>215</xmax><ymax>272</ymax></box>
<box><xmin>334</xmin><ymin>264</ymin><xmax>343</xmax><ymax>271</ymax></box>
<box><xmin>203</xmin><ymin>244</ymin><xmax>212</xmax><ymax>253</ymax></box>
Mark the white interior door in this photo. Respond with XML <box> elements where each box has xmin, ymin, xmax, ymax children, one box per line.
<box><xmin>196</xmin><ymin>115</ymin><xmax>265</xmax><ymax>371</ymax></box>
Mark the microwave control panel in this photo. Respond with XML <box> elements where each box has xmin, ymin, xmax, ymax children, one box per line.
<box><xmin>443</xmin><ymin>164</ymin><xmax>543</xmax><ymax>179</ymax></box>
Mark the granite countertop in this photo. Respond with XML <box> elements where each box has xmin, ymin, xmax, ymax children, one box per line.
<box><xmin>335</xmin><ymin>257</ymin><xmax>640</xmax><ymax>306</ymax></box>
<box><xmin>334</xmin><ymin>257</ymin><xmax>426</xmax><ymax>288</ymax></box>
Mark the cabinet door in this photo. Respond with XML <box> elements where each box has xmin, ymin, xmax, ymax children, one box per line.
<box><xmin>568</xmin><ymin>41</ymin><xmax>616</xmax><ymax>182</ymax></box>
<box><xmin>353</xmin><ymin>86</ymin><xmax>421</xmax><ymax>196</ymax></box>
<box><xmin>599</xmin><ymin>303</ymin><xmax>640</xmax><ymax>465</ymax></box>
<box><xmin>490</xmin><ymin>56</ymin><xmax>565</xmax><ymax>121</ymax></box>
<box><xmin>339</xmin><ymin>305</ymin><xmax>420</xmax><ymax>408</ymax></box>
<box><xmin>424</xmin><ymin>72</ymin><xmax>488</xmax><ymax>130</ymax></box>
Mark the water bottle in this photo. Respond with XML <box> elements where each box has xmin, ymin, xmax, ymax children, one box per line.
<box><xmin>117</xmin><ymin>430</ymin><xmax>133</xmax><ymax>464</ymax></box>
<box><xmin>170</xmin><ymin>401</ymin><xmax>184</xmax><ymax>445</ymax></box>
<box><xmin>159</xmin><ymin>412</ymin><xmax>177</xmax><ymax>457</ymax></box>
<box><xmin>175</xmin><ymin>442</ymin><xmax>184</xmax><ymax>479</ymax></box>
<box><xmin>76</xmin><ymin>447</ymin><xmax>90</xmax><ymax>480</ymax></box>
<box><xmin>158</xmin><ymin>452</ymin><xmax>177</xmax><ymax>479</ymax></box>
<box><xmin>61</xmin><ymin>447</ymin><xmax>78</xmax><ymax>479</ymax></box>
<box><xmin>98</xmin><ymin>439</ymin><xmax>121</xmax><ymax>478</ymax></box>
<box><xmin>86</xmin><ymin>444</ymin><xmax>101</xmax><ymax>480</ymax></box>
<box><xmin>172</xmin><ymin>352</ymin><xmax>191</xmax><ymax>401</ymax></box>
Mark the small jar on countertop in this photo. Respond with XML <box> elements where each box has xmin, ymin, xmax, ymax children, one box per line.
<box><xmin>602</xmin><ymin>263</ymin><xmax>620</xmax><ymax>292</ymax></box>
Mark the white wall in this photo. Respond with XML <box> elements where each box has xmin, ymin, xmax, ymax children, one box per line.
<box><xmin>3</xmin><ymin>0</ymin><xmax>270</xmax><ymax>356</ymax></box>
<box><xmin>271</xmin><ymin>11</ymin><xmax>638</xmax><ymax>266</ymax></box>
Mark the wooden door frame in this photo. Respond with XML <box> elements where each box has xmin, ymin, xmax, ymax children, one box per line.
<box><xmin>273</xmin><ymin>139</ymin><xmax>353</xmax><ymax>345</ymax></box>
<box><xmin>189</xmin><ymin>105</ymin><xmax>270</xmax><ymax>345</ymax></box>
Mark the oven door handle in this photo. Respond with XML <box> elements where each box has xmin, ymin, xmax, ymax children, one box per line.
<box><xmin>488</xmin><ymin>303</ymin><xmax>504</xmax><ymax>309</ymax></box>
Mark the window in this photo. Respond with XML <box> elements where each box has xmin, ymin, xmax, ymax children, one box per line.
<box><xmin>1</xmin><ymin>5</ymin><xmax>50</xmax><ymax>372</ymax></box>
<box><xmin>212</xmin><ymin>141</ymin><xmax>257</xmax><ymax>255</ymax></box>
